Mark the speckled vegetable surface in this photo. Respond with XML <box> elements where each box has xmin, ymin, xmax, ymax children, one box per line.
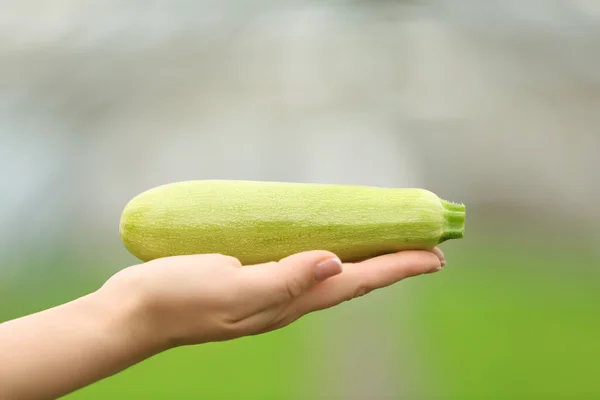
<box><xmin>120</xmin><ymin>180</ymin><xmax>465</xmax><ymax>264</ymax></box>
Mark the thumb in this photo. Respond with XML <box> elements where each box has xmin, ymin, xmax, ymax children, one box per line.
<box><xmin>266</xmin><ymin>251</ymin><xmax>343</xmax><ymax>298</ymax></box>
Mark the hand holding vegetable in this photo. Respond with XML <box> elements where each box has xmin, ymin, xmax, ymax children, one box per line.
<box><xmin>103</xmin><ymin>248</ymin><xmax>446</xmax><ymax>347</ymax></box>
<box><xmin>0</xmin><ymin>248</ymin><xmax>445</xmax><ymax>400</ymax></box>
<box><xmin>0</xmin><ymin>180</ymin><xmax>463</xmax><ymax>400</ymax></box>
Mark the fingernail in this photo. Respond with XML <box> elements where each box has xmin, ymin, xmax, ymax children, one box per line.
<box><xmin>315</xmin><ymin>257</ymin><xmax>343</xmax><ymax>282</ymax></box>
<box><xmin>427</xmin><ymin>266</ymin><xmax>443</xmax><ymax>274</ymax></box>
<box><xmin>440</xmin><ymin>259</ymin><xmax>447</xmax><ymax>267</ymax></box>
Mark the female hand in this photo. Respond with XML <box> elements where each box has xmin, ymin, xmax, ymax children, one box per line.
<box><xmin>101</xmin><ymin>248</ymin><xmax>446</xmax><ymax>348</ymax></box>
<box><xmin>0</xmin><ymin>248</ymin><xmax>445</xmax><ymax>400</ymax></box>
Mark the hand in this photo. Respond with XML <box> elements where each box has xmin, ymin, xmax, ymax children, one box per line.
<box><xmin>99</xmin><ymin>248</ymin><xmax>446</xmax><ymax>349</ymax></box>
<box><xmin>0</xmin><ymin>248</ymin><xmax>445</xmax><ymax>400</ymax></box>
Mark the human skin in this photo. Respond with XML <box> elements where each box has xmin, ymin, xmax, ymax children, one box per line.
<box><xmin>0</xmin><ymin>248</ymin><xmax>445</xmax><ymax>400</ymax></box>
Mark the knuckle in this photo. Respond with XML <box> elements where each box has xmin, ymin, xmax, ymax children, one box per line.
<box><xmin>220</xmin><ymin>304</ymin><xmax>247</xmax><ymax>327</ymax></box>
<box><xmin>265</xmin><ymin>307</ymin><xmax>301</xmax><ymax>333</ymax></box>
<box><xmin>216</xmin><ymin>314</ymin><xmax>245</xmax><ymax>340</ymax></box>
<box><xmin>353</xmin><ymin>282</ymin><xmax>375</xmax><ymax>299</ymax></box>
<box><xmin>222</xmin><ymin>255</ymin><xmax>242</xmax><ymax>267</ymax></box>
<box><xmin>284</xmin><ymin>276</ymin><xmax>305</xmax><ymax>299</ymax></box>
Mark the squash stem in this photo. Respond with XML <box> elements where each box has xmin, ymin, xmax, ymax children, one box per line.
<box><xmin>439</xmin><ymin>200</ymin><xmax>466</xmax><ymax>243</ymax></box>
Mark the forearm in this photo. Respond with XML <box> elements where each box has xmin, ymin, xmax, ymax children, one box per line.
<box><xmin>0</xmin><ymin>289</ymin><xmax>164</xmax><ymax>400</ymax></box>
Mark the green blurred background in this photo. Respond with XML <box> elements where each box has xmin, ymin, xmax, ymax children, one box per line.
<box><xmin>1</xmin><ymin>1</ymin><xmax>599</xmax><ymax>399</ymax></box>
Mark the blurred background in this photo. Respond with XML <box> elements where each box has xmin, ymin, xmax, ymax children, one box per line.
<box><xmin>1</xmin><ymin>0</ymin><xmax>599</xmax><ymax>398</ymax></box>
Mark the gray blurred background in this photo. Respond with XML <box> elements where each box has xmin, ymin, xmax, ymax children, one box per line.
<box><xmin>1</xmin><ymin>1</ymin><xmax>599</xmax><ymax>399</ymax></box>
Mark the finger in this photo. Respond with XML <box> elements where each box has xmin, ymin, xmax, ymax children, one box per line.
<box><xmin>249</xmin><ymin>250</ymin><xmax>343</xmax><ymax>299</ymax></box>
<box><xmin>425</xmin><ymin>247</ymin><xmax>446</xmax><ymax>274</ymax></box>
<box><xmin>293</xmin><ymin>250</ymin><xmax>441</xmax><ymax>314</ymax></box>
<box><xmin>430</xmin><ymin>247</ymin><xmax>446</xmax><ymax>267</ymax></box>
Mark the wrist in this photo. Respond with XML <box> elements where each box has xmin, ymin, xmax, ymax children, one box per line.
<box><xmin>91</xmin><ymin>281</ymin><xmax>171</xmax><ymax>358</ymax></box>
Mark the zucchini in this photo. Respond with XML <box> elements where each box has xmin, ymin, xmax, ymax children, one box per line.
<box><xmin>120</xmin><ymin>180</ymin><xmax>465</xmax><ymax>264</ymax></box>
